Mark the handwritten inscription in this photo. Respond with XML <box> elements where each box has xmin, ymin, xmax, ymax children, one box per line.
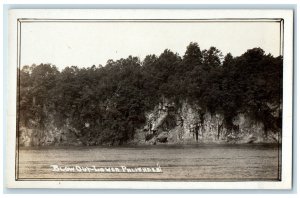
<box><xmin>50</xmin><ymin>164</ymin><xmax>162</xmax><ymax>173</ymax></box>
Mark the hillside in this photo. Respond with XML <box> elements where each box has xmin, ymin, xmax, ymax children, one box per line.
<box><xmin>18</xmin><ymin>43</ymin><xmax>282</xmax><ymax>146</ymax></box>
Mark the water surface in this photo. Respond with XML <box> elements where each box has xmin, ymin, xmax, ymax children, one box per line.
<box><xmin>18</xmin><ymin>144</ymin><xmax>280</xmax><ymax>181</ymax></box>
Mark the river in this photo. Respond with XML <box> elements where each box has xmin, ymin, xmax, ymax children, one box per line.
<box><xmin>17</xmin><ymin>144</ymin><xmax>280</xmax><ymax>181</ymax></box>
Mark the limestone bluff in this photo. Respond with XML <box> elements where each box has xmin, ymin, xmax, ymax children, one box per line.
<box><xmin>19</xmin><ymin>97</ymin><xmax>280</xmax><ymax>146</ymax></box>
<box><xmin>132</xmin><ymin>98</ymin><xmax>280</xmax><ymax>145</ymax></box>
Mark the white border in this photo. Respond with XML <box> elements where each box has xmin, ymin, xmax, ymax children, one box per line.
<box><xmin>6</xmin><ymin>9</ymin><xmax>293</xmax><ymax>189</ymax></box>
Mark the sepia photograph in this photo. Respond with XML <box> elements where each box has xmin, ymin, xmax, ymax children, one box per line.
<box><xmin>6</xmin><ymin>9</ymin><xmax>293</xmax><ymax>189</ymax></box>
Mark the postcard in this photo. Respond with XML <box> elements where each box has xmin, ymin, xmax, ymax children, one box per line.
<box><xmin>6</xmin><ymin>9</ymin><xmax>293</xmax><ymax>189</ymax></box>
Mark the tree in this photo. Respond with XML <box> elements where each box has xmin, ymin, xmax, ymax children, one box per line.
<box><xmin>182</xmin><ymin>42</ymin><xmax>203</xmax><ymax>72</ymax></box>
<box><xmin>202</xmin><ymin>46</ymin><xmax>223</xmax><ymax>70</ymax></box>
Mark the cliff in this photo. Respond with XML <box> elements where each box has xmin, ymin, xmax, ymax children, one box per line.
<box><xmin>19</xmin><ymin>99</ymin><xmax>280</xmax><ymax>147</ymax></box>
<box><xmin>132</xmin><ymin>99</ymin><xmax>280</xmax><ymax>145</ymax></box>
<box><xmin>19</xmin><ymin>115</ymin><xmax>83</xmax><ymax>147</ymax></box>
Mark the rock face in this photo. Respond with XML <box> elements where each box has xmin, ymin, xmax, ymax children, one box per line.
<box><xmin>19</xmin><ymin>120</ymin><xmax>82</xmax><ymax>147</ymax></box>
<box><xmin>132</xmin><ymin>99</ymin><xmax>280</xmax><ymax>145</ymax></box>
<box><xmin>19</xmin><ymin>98</ymin><xmax>280</xmax><ymax>147</ymax></box>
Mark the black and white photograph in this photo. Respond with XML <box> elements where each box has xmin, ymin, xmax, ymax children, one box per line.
<box><xmin>6</xmin><ymin>9</ymin><xmax>293</xmax><ymax>189</ymax></box>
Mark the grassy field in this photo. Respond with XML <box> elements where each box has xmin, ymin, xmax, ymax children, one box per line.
<box><xmin>18</xmin><ymin>144</ymin><xmax>280</xmax><ymax>181</ymax></box>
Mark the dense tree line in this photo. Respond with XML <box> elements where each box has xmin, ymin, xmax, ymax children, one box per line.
<box><xmin>18</xmin><ymin>42</ymin><xmax>282</xmax><ymax>145</ymax></box>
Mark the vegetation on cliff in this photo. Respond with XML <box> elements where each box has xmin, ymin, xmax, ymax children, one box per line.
<box><xmin>18</xmin><ymin>42</ymin><xmax>282</xmax><ymax>145</ymax></box>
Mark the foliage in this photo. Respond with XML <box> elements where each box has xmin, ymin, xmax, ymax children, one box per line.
<box><xmin>19</xmin><ymin>43</ymin><xmax>283</xmax><ymax>145</ymax></box>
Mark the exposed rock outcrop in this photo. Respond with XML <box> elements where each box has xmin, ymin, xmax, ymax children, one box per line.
<box><xmin>132</xmin><ymin>99</ymin><xmax>280</xmax><ymax>145</ymax></box>
<box><xmin>19</xmin><ymin>121</ymin><xmax>82</xmax><ymax>147</ymax></box>
<box><xmin>19</xmin><ymin>98</ymin><xmax>280</xmax><ymax>147</ymax></box>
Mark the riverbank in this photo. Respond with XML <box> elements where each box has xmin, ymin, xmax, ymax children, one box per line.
<box><xmin>18</xmin><ymin>142</ymin><xmax>280</xmax><ymax>150</ymax></box>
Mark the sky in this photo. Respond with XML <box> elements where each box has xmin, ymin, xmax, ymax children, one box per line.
<box><xmin>20</xmin><ymin>21</ymin><xmax>281</xmax><ymax>70</ymax></box>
